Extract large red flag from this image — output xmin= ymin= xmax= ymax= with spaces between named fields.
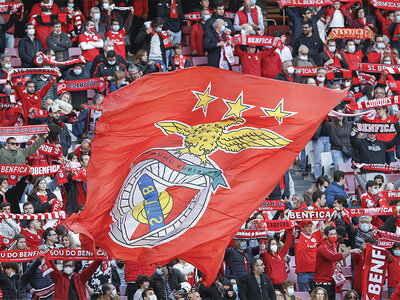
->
xmin=65 ymin=67 xmax=346 ymax=284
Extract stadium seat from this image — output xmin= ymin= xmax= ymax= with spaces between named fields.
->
xmin=68 ymin=47 xmax=82 ymax=58
xmin=321 ymin=152 xmax=334 ymax=178
xmin=182 ymin=46 xmax=192 ymax=56
xmin=192 ymin=56 xmax=208 ymax=66
xmin=294 ymin=292 xmax=310 ymax=300
xmin=14 ymin=37 xmax=21 ymax=47
xmin=120 ymin=297 xmax=128 ymax=300
xmin=4 ymin=48 xmax=18 ymax=57
xmin=119 ymin=285 xmax=127 ymax=295
xmin=11 ymin=57 xmax=21 ymax=67
xmin=335 ymin=292 xmax=344 ymax=300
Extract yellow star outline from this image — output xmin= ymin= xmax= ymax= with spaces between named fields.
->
xmin=191 ymin=83 xmax=219 ymax=116
xmin=260 ymin=98 xmax=297 ymax=125
xmin=222 ymin=91 xmax=255 ymax=119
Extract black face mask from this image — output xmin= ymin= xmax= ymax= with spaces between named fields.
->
xmin=116 ymin=262 xmax=124 ymax=268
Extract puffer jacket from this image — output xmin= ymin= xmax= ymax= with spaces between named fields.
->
xmin=0 ymin=259 xmax=41 ymax=300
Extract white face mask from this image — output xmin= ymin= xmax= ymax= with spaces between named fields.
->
xmin=112 ymin=25 xmax=119 ymax=31
xmin=328 ymin=46 xmax=336 ymax=53
xmin=102 ymin=3 xmax=109 ymax=10
xmin=64 ymin=267 xmax=73 ymax=275
xmin=287 ymin=287 xmax=295 ymax=296
xmin=241 ymin=29 xmax=247 ymax=35
xmin=203 ymin=14 xmax=211 ymax=21
xmin=8 ymin=271 xmax=15 ymax=277
xmin=317 ymin=76 xmax=325 ymax=82
xmin=270 ymin=244 xmax=278 ymax=253
xmin=4 ymin=63 xmax=11 ymax=69
xmin=344 ymin=81 xmax=351 ymax=87
xmin=377 ymin=42 xmax=385 ymax=49
xmin=359 ymin=223 xmax=370 ymax=232
xmin=384 ymin=61 xmax=392 ymax=64
xmin=371 ymin=188 xmax=379 ymax=195
xmin=286 ymin=66 xmax=294 ymax=75
xmin=93 ymin=13 xmax=101 ymax=21
xmin=299 ymin=55 xmax=308 ymax=60
xmin=251 ymin=0 xmax=257 ymax=5
xmin=348 ymin=45 xmax=356 ymax=53
xmin=73 ymin=69 xmax=82 ymax=75
xmin=27 ymin=29 xmax=35 ymax=36
xmin=110 ymin=290 xmax=117 ymax=298
xmin=149 ymin=295 xmax=157 ymax=300
xmin=67 ymin=3 xmax=74 ymax=9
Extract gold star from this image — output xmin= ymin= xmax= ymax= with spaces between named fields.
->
xmin=222 ymin=91 xmax=254 ymax=119
xmin=191 ymin=83 xmax=219 ymax=116
xmin=260 ymin=98 xmax=296 ymax=125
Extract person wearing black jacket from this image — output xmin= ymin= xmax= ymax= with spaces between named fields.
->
xmin=18 ymin=23 xmax=43 ymax=68
xmin=205 ymin=1 xmax=233 ymax=34
xmin=90 ymin=40 xmax=129 ymax=77
xmin=0 ymin=259 xmax=42 ymax=300
xmin=28 ymin=177 xmax=58 ymax=213
xmin=157 ymin=0 xmax=184 ymax=49
xmin=64 ymin=64 xmax=88 ymax=110
xmin=0 ymin=176 xmax=30 ymax=213
xmin=150 ymin=265 xmax=187 ymax=300
xmin=203 ymin=18 xmax=232 ymax=68
xmin=350 ymin=123 xmax=400 ymax=167
xmin=198 ymin=272 xmax=236 ymax=300
xmin=238 ymin=258 xmax=276 ymax=300
xmin=0 ymin=11 xmax=16 ymax=54
xmin=293 ymin=21 xmax=324 ymax=63
xmin=274 ymin=61 xmax=302 ymax=83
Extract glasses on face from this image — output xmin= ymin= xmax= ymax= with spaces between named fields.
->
xmin=7 ymin=142 xmax=17 ymax=146
xmin=348 ymin=295 xmax=357 ymax=299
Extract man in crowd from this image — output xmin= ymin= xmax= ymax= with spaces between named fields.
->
xmin=233 ymin=0 xmax=264 ymax=35
xmin=150 ymin=264 xmax=188 ymax=300
xmin=79 ymin=20 xmax=104 ymax=77
xmin=46 ymin=20 xmax=72 ymax=62
xmin=274 ymin=60 xmax=302 ymax=82
xmin=18 ymin=23 xmax=43 ymax=68
xmin=190 ymin=8 xmax=210 ymax=56
xmin=325 ymin=171 xmax=349 ymax=208
xmin=205 ymin=0 xmax=233 ymax=32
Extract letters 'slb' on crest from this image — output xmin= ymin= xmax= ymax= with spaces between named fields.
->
xmin=109 ymin=117 xmax=291 ymax=248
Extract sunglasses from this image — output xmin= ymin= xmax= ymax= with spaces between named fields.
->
xmin=7 ymin=142 xmax=18 ymax=146
xmin=348 ymin=296 xmax=357 ymax=299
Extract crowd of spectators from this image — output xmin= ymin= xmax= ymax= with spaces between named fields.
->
xmin=1 ymin=0 xmax=400 ymax=299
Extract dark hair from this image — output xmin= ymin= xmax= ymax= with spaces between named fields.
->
xmin=101 ymin=282 xmax=113 ymax=294
xmin=335 ymin=226 xmax=347 ymax=238
xmin=151 ymin=17 xmax=164 ymax=28
xmin=354 ymin=6 xmax=365 ymax=18
xmin=374 ymin=174 xmax=384 ymax=182
xmin=334 ymin=195 xmax=348 ymax=208
xmin=272 ymin=30 xmax=285 ymax=38
xmin=52 ymin=20 xmax=62 ymax=27
xmin=42 ymin=227 xmax=55 ymax=242
xmin=365 ymin=236 xmax=377 ymax=245
xmin=26 ymin=80 xmax=35 ymax=87
xmin=324 ymin=225 xmax=336 ymax=236
xmin=316 ymin=175 xmax=330 ymax=187
xmin=142 ymin=288 xmax=155 ymax=299
xmin=303 ymin=20 xmax=312 ymax=27
xmin=23 ymin=201 xmax=34 ymax=209
xmin=2 ymin=262 xmax=19 ymax=273
xmin=366 ymin=180 xmax=377 ymax=190
xmin=0 ymin=202 xmax=11 ymax=210
xmin=136 ymin=274 xmax=151 ymax=288
xmin=250 ymin=258 xmax=261 ymax=271
xmin=300 ymin=7 xmax=310 ymax=15
xmin=327 ymin=39 xmax=336 ymax=44
xmin=55 ymin=224 xmax=68 ymax=236
xmin=213 ymin=0 xmax=224 ymax=8
xmin=173 ymin=43 xmax=182 ymax=50
xmin=312 ymin=190 xmax=324 ymax=203
xmin=30 ymin=176 xmax=46 ymax=196
xmin=67 ymin=152 xmax=78 ymax=161
xmin=345 ymin=39 xmax=355 ymax=46
xmin=281 ymin=279 xmax=295 ymax=291
xmin=47 ymin=123 xmax=61 ymax=143
xmin=26 ymin=219 xmax=36 ymax=229
xmin=392 ymin=242 xmax=400 ymax=249
xmin=111 ymin=18 xmax=119 ymax=25
xmin=333 ymin=171 xmax=345 ymax=182
xmin=5 ymin=137 xmax=16 ymax=144
xmin=0 ymin=176 xmax=7 ymax=185
xmin=25 ymin=23 xmax=34 ymax=30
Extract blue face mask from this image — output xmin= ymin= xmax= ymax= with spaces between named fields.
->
xmin=4 ymin=89 xmax=11 ymax=95
xmin=156 ymin=268 xmax=164 ymax=275
xmin=239 ymin=241 xmax=247 ymax=249
xmin=155 ymin=27 xmax=162 ymax=32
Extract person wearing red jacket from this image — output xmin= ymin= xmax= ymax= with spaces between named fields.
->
xmin=13 ymin=77 xmax=57 ymax=122
xmin=323 ymin=0 xmax=356 ymax=29
xmin=338 ymin=39 xmax=369 ymax=70
xmin=49 ymin=259 xmax=102 ymax=300
xmin=313 ymin=226 xmax=361 ymax=300
xmin=190 ymin=9 xmax=210 ymax=56
xmin=351 ymin=7 xmax=377 ymax=33
xmin=20 ymin=220 xmax=43 ymax=250
xmin=367 ymin=34 xmax=396 ymax=64
xmin=261 ymin=50 xmax=283 ymax=79
xmin=262 ymin=228 xmax=293 ymax=289
xmin=375 ymin=9 xmax=394 ymax=38
xmin=235 ymin=43 xmax=278 ymax=77
xmin=294 ymin=221 xmax=323 ymax=292
xmin=388 ymin=242 xmax=400 ymax=297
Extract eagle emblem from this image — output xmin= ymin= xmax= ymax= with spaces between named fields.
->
xmin=156 ymin=117 xmax=291 ymax=165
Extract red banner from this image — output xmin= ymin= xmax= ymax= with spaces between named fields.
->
xmin=278 ymin=0 xmax=332 ymax=7
xmin=354 ymin=163 xmax=400 ymax=172
xmin=64 ymin=67 xmax=346 ymax=285
xmin=380 ymin=191 xmax=400 ymax=200
xmin=354 ymin=122 xmax=397 ymax=133
xmin=358 ymin=63 xmax=400 ymax=73
xmin=232 ymin=35 xmax=283 ymax=50
xmin=258 ymin=199 xmax=285 ymax=211
xmin=374 ymin=230 xmax=400 ymax=248
xmin=294 ymin=67 xmax=319 ymax=76
xmin=38 ymin=143 xmax=62 ymax=158
xmin=362 ymin=244 xmax=390 ymax=300
xmin=259 ymin=220 xmax=297 ymax=230
xmin=369 ymin=0 xmax=400 ymax=10
xmin=347 ymin=95 xmax=400 ymax=110
xmin=0 ymin=125 xmax=48 ymax=136
xmin=34 ymin=53 xmax=86 ymax=67
xmin=9 ymin=68 xmax=59 ymax=80
xmin=0 ymin=211 xmax=66 ymax=220
xmin=0 ymin=2 xmax=23 ymax=15
xmin=327 ymin=28 xmax=374 ymax=40
xmin=235 ymin=229 xmax=268 ymax=239
xmin=57 ymin=77 xmax=108 ymax=94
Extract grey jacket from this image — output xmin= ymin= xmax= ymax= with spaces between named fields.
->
xmin=46 ymin=32 xmax=72 ymax=61
xmin=0 ymin=136 xmax=46 ymax=165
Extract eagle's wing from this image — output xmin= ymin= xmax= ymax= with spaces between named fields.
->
xmin=217 ymin=128 xmax=291 ymax=152
xmin=156 ymin=121 xmax=190 ymax=135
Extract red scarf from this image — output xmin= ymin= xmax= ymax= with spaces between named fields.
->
xmin=151 ymin=27 xmax=172 ymax=48
xmin=326 ymin=28 xmax=374 ymax=40
xmin=169 ymin=0 xmax=178 ymax=19
xmin=173 ymin=55 xmax=186 ymax=69
xmin=258 ymin=199 xmax=285 ymax=211
xmin=357 ymin=17 xmax=367 ymax=27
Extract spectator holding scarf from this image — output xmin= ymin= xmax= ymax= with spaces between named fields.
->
xmin=28 ymin=176 xmax=58 ymax=213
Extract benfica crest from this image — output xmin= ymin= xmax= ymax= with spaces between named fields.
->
xmin=109 ymin=113 xmax=291 ymax=248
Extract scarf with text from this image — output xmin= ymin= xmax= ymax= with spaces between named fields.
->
xmin=374 ymin=230 xmax=400 ymax=248
xmin=34 ymin=53 xmax=86 ymax=67
xmin=0 ymin=125 xmax=47 ymax=136
xmin=38 ymin=143 xmax=62 ymax=158
xmin=57 ymin=77 xmax=108 ymax=94
xmin=362 ymin=244 xmax=390 ymax=300
xmin=353 ymin=122 xmax=397 ymax=133
xmin=0 ymin=211 xmax=66 ymax=220
xmin=259 ymin=199 xmax=285 ymax=211
xmin=169 ymin=0 xmax=178 ymax=18
xmin=0 ymin=2 xmax=24 ymax=16
xmin=354 ymin=163 xmax=400 ymax=172
xmin=294 ymin=67 xmax=319 ymax=76
xmin=232 ymin=34 xmax=283 ymax=50
xmin=369 ymin=0 xmax=400 ymax=10
xmin=278 ymin=0 xmax=332 ymax=7
xmin=31 ymin=284 xmax=55 ymax=300
xmin=0 ymin=95 xmax=22 ymax=114
xmin=185 ymin=12 xmax=202 ymax=21
xmin=28 ymin=108 xmax=49 ymax=119
xmin=30 ymin=13 xmax=68 ymax=26
xmin=326 ymin=28 xmax=374 ymax=40
xmin=0 ymin=236 xmax=15 ymax=249
xmin=173 ymin=55 xmax=186 ymax=69
xmin=358 ymin=63 xmax=400 ymax=73
xmin=9 ymin=68 xmax=59 ymax=80
xmin=224 ymin=12 xmax=235 ymax=20
xmin=347 ymin=95 xmax=400 ymax=110
xmin=287 ymin=206 xmax=397 ymax=221
xmin=380 ymin=191 xmax=400 ymax=200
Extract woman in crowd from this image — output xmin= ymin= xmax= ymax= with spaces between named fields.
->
xmin=343 ymin=290 xmax=359 ymax=300
xmin=9 ymin=234 xmax=29 ymax=273
xmin=281 ymin=280 xmax=301 ymax=300
xmin=134 ymin=49 xmax=156 ymax=75
xmin=110 ymin=70 xmax=128 ymax=93
xmin=310 ymin=287 xmax=328 ymax=300
xmin=28 ymin=177 xmax=58 ymax=213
